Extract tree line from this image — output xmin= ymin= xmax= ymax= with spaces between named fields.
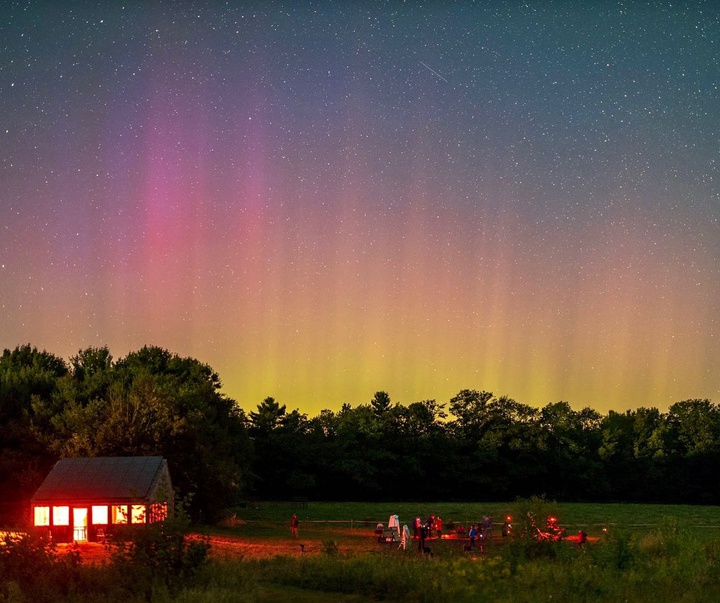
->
xmin=2 ymin=344 xmax=719 ymax=524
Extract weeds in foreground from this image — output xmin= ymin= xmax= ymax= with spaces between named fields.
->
xmin=0 ymin=533 xmax=84 ymax=602
xmin=0 ymin=512 xmax=209 ymax=603
xmin=5 ymin=528 xmax=720 ymax=603
xmin=7 ymin=497 xmax=720 ymax=602
xmin=196 ymin=535 xmax=720 ymax=603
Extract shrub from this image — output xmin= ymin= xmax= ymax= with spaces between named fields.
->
xmin=591 ymin=528 xmax=636 ymax=571
xmin=107 ymin=504 xmax=210 ymax=599
xmin=0 ymin=533 xmax=83 ymax=602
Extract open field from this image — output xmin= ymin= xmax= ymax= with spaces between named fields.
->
xmin=19 ymin=501 xmax=720 ymax=602
xmin=66 ymin=497 xmax=720 ymax=564
xmin=52 ymin=499 xmax=720 ymax=564
xmin=217 ymin=500 xmax=720 ymax=544
xmin=195 ymin=501 xmax=720 ymax=602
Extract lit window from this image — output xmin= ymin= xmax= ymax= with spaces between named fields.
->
xmin=34 ymin=506 xmax=50 ymax=526
xmin=53 ymin=506 xmax=70 ymax=526
xmin=92 ymin=506 xmax=109 ymax=525
xmin=149 ymin=503 xmax=167 ymax=523
xmin=111 ymin=505 xmax=128 ymax=524
xmin=131 ymin=505 xmax=146 ymax=524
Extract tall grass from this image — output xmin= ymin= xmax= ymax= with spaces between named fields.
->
xmin=6 ymin=501 xmax=720 ymax=601
xmin=184 ymin=529 xmax=720 ymax=603
xmin=200 ymin=498 xmax=720 ymax=602
xmin=5 ymin=532 xmax=720 ymax=602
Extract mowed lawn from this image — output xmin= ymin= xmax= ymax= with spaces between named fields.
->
xmin=226 ymin=500 xmax=720 ymax=543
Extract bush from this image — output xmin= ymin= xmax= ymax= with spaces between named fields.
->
xmin=591 ymin=528 xmax=636 ymax=570
xmin=0 ymin=533 xmax=83 ymax=602
xmin=108 ymin=517 xmax=210 ymax=598
xmin=500 ymin=496 xmax=564 ymax=572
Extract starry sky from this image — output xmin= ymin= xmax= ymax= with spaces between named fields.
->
xmin=2 ymin=1 xmax=718 ymax=416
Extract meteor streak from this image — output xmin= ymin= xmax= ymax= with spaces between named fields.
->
xmin=419 ymin=60 xmax=448 ymax=83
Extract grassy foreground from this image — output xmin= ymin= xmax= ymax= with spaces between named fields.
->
xmin=176 ymin=539 xmax=720 ymax=603
xmin=184 ymin=499 xmax=720 ymax=602
xmin=6 ymin=500 xmax=720 ymax=602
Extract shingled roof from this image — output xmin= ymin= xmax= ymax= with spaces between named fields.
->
xmin=32 ymin=456 xmax=169 ymax=504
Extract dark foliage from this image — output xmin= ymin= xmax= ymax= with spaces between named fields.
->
xmin=3 ymin=344 xmax=720 ymax=517
xmin=0 ymin=533 xmax=83 ymax=602
xmin=0 ymin=344 xmax=251 ymax=523
xmin=244 ymin=390 xmax=720 ymax=505
xmin=0 ymin=517 xmax=209 ymax=602
xmin=107 ymin=511 xmax=211 ymax=599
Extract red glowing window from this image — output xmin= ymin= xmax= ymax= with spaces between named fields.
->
xmin=149 ymin=503 xmax=168 ymax=523
xmin=34 ymin=506 xmax=50 ymax=526
xmin=131 ymin=505 xmax=146 ymax=524
xmin=111 ymin=505 xmax=128 ymax=524
xmin=92 ymin=505 xmax=109 ymax=525
xmin=53 ymin=506 xmax=70 ymax=526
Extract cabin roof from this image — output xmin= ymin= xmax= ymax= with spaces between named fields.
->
xmin=31 ymin=456 xmax=169 ymax=504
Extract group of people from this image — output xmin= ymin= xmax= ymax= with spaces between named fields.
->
xmin=466 ymin=515 xmax=495 ymax=549
xmin=292 ymin=510 xmax=580 ymax=552
xmin=412 ymin=515 xmax=443 ymax=552
xmin=288 ymin=511 xmax=589 ymax=556
xmin=411 ymin=513 xmax=506 ymax=553
xmin=413 ymin=515 xmax=443 ymax=539
xmin=407 ymin=513 xmax=511 ymax=553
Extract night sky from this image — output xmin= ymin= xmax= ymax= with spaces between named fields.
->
xmin=2 ymin=1 xmax=718 ymax=415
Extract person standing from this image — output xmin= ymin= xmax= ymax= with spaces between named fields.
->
xmin=578 ymin=528 xmax=588 ymax=547
xmin=468 ymin=524 xmax=477 ymax=549
xmin=435 ymin=516 xmax=443 ymax=539
xmin=481 ymin=516 xmax=493 ymax=544
xmin=418 ymin=523 xmax=427 ymax=552
xmin=425 ymin=515 xmax=435 ymax=539
xmin=290 ymin=513 xmax=299 ymax=538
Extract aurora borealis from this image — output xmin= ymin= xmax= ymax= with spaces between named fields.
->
xmin=2 ymin=2 xmax=718 ymax=415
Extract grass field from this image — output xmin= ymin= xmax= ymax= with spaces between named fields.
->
xmin=182 ymin=499 xmax=720 ymax=602
xmin=8 ymin=500 xmax=720 ymax=602
xmin=224 ymin=499 xmax=720 ymax=542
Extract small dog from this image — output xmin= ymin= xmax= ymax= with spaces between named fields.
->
xmin=423 ymin=546 xmax=433 ymax=557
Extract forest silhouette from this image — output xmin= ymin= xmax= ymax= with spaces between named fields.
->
xmin=2 ymin=344 xmax=718 ymax=525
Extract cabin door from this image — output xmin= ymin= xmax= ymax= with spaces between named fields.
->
xmin=73 ymin=508 xmax=88 ymax=541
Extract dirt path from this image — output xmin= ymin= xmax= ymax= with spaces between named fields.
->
xmin=58 ymin=529 xmax=383 ymax=565
xmin=60 ymin=530 xmax=597 ymax=565
xmin=206 ymin=528 xmax=388 ymax=560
